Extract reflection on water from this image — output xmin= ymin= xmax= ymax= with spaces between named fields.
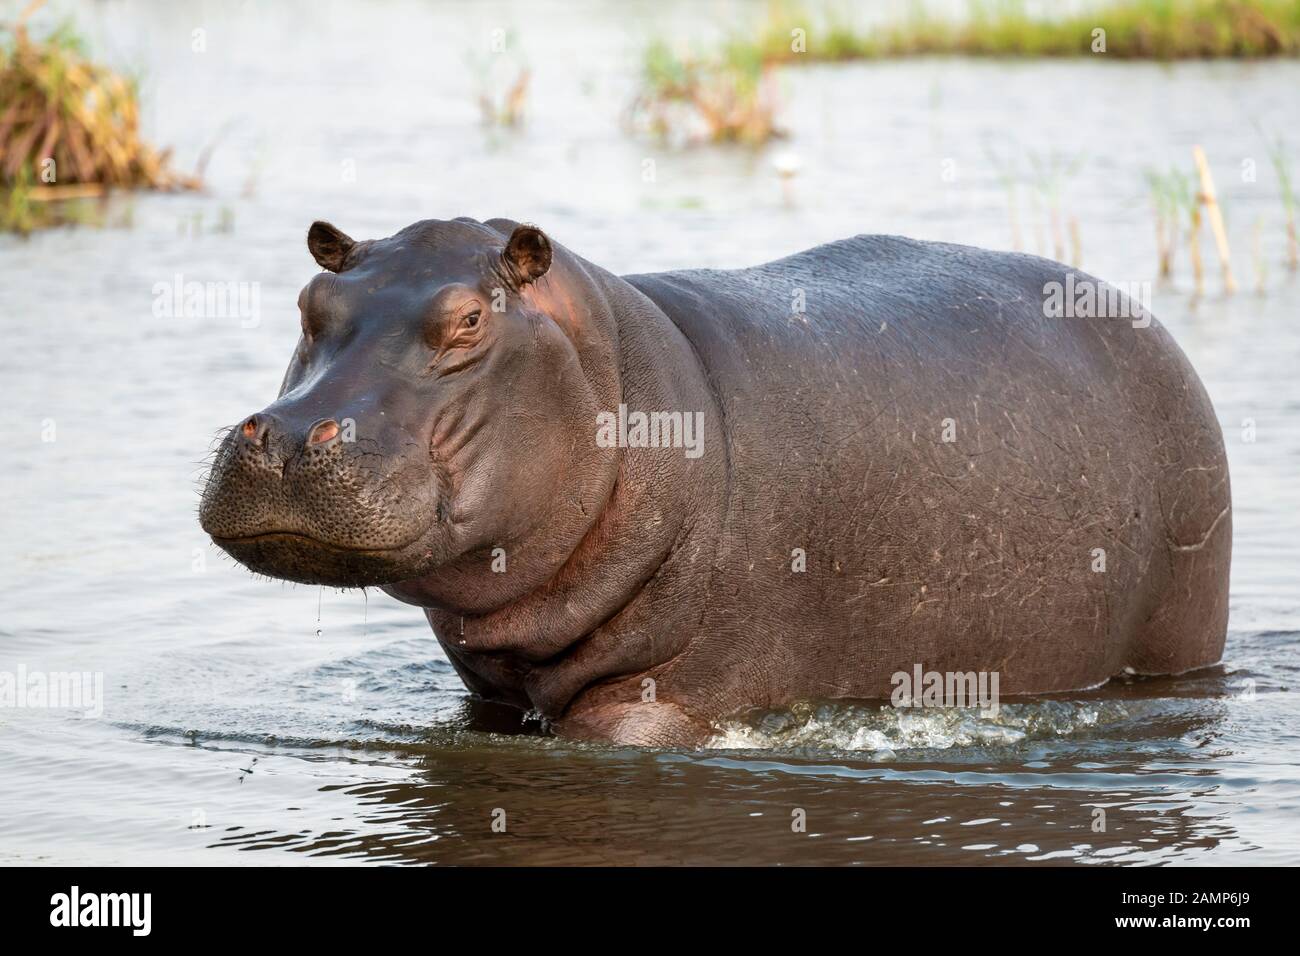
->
xmin=2 ymin=629 xmax=1293 ymax=865
xmin=195 ymin=671 xmax=1263 ymax=865
xmin=1 ymin=0 xmax=1299 ymax=865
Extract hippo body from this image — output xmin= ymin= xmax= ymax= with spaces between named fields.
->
xmin=201 ymin=220 xmax=1231 ymax=746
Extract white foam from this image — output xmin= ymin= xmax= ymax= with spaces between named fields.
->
xmin=706 ymin=699 xmax=1135 ymax=752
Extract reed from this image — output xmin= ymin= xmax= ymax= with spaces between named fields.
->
xmin=1148 ymin=165 xmax=1205 ymax=296
xmin=1192 ymin=145 xmax=1237 ymax=293
xmin=1261 ymin=133 xmax=1298 ymax=269
xmin=468 ymin=29 xmax=530 ymax=129
xmin=631 ymin=38 xmax=783 ymax=145
xmin=1027 ymin=149 xmax=1083 ymax=263
xmin=1145 ymin=166 xmax=1194 ymax=280
xmin=0 ymin=3 xmax=198 ymax=232
xmin=983 ymin=141 xmax=1024 ymax=251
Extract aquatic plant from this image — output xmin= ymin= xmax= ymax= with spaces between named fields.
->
xmin=1026 ymin=149 xmax=1083 ymax=264
xmin=1189 ymin=197 xmax=1205 ymax=296
xmin=631 ymin=37 xmax=783 ymax=146
xmin=0 ymin=3 xmax=198 ymax=233
xmin=1144 ymin=167 xmax=1183 ymax=279
xmin=747 ymin=0 xmax=1300 ymax=63
xmin=1145 ymin=164 xmax=1215 ymax=293
xmin=1147 ymin=151 xmax=1238 ymax=295
xmin=467 ymin=28 xmax=529 ymax=129
xmin=982 ymin=140 xmax=1024 ymax=251
xmin=1192 ymin=145 xmax=1237 ymax=293
xmin=1261 ymin=132 xmax=1298 ymax=269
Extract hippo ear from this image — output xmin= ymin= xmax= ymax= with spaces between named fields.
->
xmin=502 ymin=224 xmax=552 ymax=285
xmin=307 ymin=221 xmax=355 ymax=272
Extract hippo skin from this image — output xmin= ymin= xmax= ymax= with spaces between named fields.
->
xmin=200 ymin=218 xmax=1231 ymax=746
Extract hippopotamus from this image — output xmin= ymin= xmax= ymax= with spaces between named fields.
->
xmin=199 ymin=217 xmax=1231 ymax=746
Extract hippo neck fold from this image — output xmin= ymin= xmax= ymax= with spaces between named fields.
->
xmin=385 ymin=255 xmax=728 ymax=719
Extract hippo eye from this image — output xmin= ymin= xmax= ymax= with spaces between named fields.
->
xmin=428 ymin=299 xmax=487 ymax=363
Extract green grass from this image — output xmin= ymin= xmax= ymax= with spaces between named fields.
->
xmin=635 ymin=1 xmax=1300 ymax=144
xmin=747 ymin=0 xmax=1300 ymax=62
xmin=1260 ymin=132 xmax=1298 ymax=268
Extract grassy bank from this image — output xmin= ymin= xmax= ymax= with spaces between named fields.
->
xmin=749 ymin=0 xmax=1300 ymax=62
xmin=634 ymin=0 xmax=1299 ymax=145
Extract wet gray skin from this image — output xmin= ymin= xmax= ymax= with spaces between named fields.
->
xmin=201 ymin=217 xmax=1231 ymax=747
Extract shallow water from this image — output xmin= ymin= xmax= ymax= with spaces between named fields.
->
xmin=1 ymin=0 xmax=1298 ymax=865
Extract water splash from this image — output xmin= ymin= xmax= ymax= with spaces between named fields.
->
xmin=706 ymin=698 xmax=1133 ymax=752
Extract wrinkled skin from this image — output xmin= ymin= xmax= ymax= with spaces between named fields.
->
xmin=201 ymin=218 xmax=1231 ymax=747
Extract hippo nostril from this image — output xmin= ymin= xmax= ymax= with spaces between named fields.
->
xmin=307 ymin=419 xmax=340 ymax=446
xmin=241 ymin=415 xmax=267 ymax=447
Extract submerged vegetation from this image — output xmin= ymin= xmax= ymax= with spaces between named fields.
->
xmin=747 ymin=0 xmax=1300 ymax=63
xmin=1261 ymin=132 xmax=1298 ymax=269
xmin=0 ymin=7 xmax=197 ymax=233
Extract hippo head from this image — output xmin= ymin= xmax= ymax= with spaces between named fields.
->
xmin=200 ymin=217 xmax=618 ymax=598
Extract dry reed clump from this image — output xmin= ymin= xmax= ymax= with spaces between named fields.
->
xmin=1 ymin=4 xmax=198 ymax=232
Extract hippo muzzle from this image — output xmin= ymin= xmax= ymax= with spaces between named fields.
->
xmin=199 ymin=400 xmax=442 ymax=587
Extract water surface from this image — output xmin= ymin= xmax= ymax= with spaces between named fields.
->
xmin=1 ymin=0 xmax=1298 ymax=865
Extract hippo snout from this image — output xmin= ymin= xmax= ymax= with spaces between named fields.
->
xmin=199 ymin=405 xmax=442 ymax=587
xmin=237 ymin=411 xmax=343 ymax=464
